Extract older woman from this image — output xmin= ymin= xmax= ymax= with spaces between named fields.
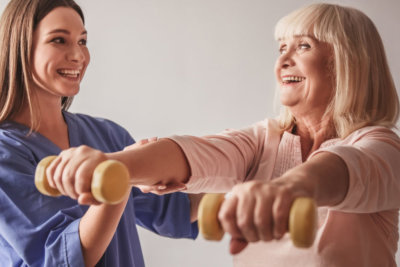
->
xmin=47 ymin=3 xmax=400 ymax=266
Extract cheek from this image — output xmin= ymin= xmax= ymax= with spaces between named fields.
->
xmin=85 ymin=48 xmax=91 ymax=64
xmin=31 ymin=56 xmax=47 ymax=82
xmin=80 ymin=50 xmax=90 ymax=78
xmin=83 ymin=49 xmax=91 ymax=69
xmin=32 ymin=48 xmax=55 ymax=75
xmin=306 ymin=59 xmax=330 ymax=85
xmin=274 ymin=60 xmax=281 ymax=81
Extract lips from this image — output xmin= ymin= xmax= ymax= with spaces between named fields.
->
xmin=57 ymin=69 xmax=81 ymax=79
xmin=281 ymin=76 xmax=306 ymax=84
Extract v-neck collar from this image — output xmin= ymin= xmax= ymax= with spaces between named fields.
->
xmin=1 ymin=111 xmax=79 ymax=153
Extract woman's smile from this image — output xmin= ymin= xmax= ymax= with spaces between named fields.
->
xmin=57 ymin=68 xmax=82 ymax=81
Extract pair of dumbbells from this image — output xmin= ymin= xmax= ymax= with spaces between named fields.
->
xmin=35 ymin=156 xmax=316 ymax=247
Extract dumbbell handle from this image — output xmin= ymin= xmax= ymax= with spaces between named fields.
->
xmin=197 ymin=193 xmax=317 ymax=248
xmin=34 ymin=156 xmax=130 ymax=204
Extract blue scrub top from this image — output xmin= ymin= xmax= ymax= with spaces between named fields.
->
xmin=0 ymin=111 xmax=197 ymax=267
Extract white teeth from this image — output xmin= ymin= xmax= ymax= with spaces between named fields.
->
xmin=58 ymin=69 xmax=80 ymax=77
xmin=282 ymin=76 xmax=305 ymax=83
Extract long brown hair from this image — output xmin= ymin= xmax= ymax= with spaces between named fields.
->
xmin=0 ymin=0 xmax=84 ymax=131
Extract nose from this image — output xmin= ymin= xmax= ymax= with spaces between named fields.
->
xmin=277 ymin=51 xmax=295 ymax=69
xmin=67 ymin=44 xmax=86 ymax=63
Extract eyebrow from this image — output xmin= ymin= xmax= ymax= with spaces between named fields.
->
xmin=47 ymin=29 xmax=87 ymax=35
xmin=294 ymin=34 xmax=313 ymax=38
xmin=278 ymin=34 xmax=316 ymax=42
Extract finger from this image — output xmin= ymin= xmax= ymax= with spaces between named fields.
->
xmin=236 ymin=193 xmax=258 ymax=242
xmin=52 ymin=157 xmax=70 ymax=195
xmin=78 ymin=192 xmax=100 ymax=205
xmin=136 ymin=185 xmax=156 ymax=194
xmin=254 ymin=194 xmax=274 ymax=241
xmin=61 ymin=157 xmax=85 ymax=199
xmin=136 ymin=182 xmax=186 ymax=195
xmin=148 ymin=136 xmax=158 ymax=142
xmin=75 ymin=160 xmax=96 ymax=195
xmin=272 ymin=194 xmax=292 ymax=239
xmin=46 ymin=156 xmax=62 ymax=188
xmin=139 ymin=137 xmax=158 ymax=145
xmin=229 ymin=237 xmax=248 ymax=255
xmin=153 ymin=182 xmax=186 ymax=195
xmin=137 ymin=139 xmax=148 ymax=145
xmin=218 ymin=195 xmax=243 ymax=240
xmin=135 ymin=184 xmax=166 ymax=194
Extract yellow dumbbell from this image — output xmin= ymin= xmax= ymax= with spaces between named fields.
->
xmin=35 ymin=156 xmax=130 ymax=204
xmin=197 ymin=193 xmax=317 ymax=248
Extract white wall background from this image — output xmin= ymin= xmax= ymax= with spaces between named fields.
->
xmin=1 ymin=0 xmax=399 ymax=266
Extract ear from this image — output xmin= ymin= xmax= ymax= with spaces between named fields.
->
xmin=136 ymin=182 xmax=187 ymax=195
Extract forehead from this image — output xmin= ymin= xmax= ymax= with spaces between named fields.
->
xmin=35 ymin=7 xmax=85 ymax=33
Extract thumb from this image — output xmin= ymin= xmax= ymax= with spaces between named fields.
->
xmin=229 ymin=237 xmax=248 ymax=255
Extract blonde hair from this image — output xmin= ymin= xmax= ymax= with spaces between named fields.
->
xmin=274 ymin=3 xmax=399 ymax=138
xmin=0 ymin=0 xmax=84 ymax=131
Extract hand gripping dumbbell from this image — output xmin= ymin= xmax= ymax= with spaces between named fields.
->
xmin=197 ymin=193 xmax=317 ymax=248
xmin=35 ymin=156 xmax=130 ymax=204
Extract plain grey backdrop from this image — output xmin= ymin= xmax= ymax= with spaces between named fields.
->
xmin=1 ymin=0 xmax=399 ymax=266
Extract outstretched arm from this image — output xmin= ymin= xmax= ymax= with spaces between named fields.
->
xmin=219 ymin=151 xmax=349 ymax=254
xmin=110 ymin=138 xmax=191 ymax=187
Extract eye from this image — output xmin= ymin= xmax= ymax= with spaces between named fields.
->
xmin=279 ymin=45 xmax=287 ymax=55
xmin=298 ymin=43 xmax=311 ymax=50
xmin=79 ymin=39 xmax=87 ymax=46
xmin=51 ymin=37 xmax=65 ymax=44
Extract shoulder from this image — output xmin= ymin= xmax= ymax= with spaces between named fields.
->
xmin=65 ymin=112 xmax=125 ymax=132
xmin=0 ymin=122 xmax=32 ymax=153
xmin=341 ymin=125 xmax=400 ymax=145
xmin=0 ymin=122 xmax=36 ymax=162
xmin=64 ymin=111 xmax=134 ymax=146
xmin=64 ymin=112 xmax=133 ymax=139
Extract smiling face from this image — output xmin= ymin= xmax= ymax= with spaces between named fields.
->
xmin=31 ymin=6 xmax=90 ymax=102
xmin=275 ymin=35 xmax=334 ymax=118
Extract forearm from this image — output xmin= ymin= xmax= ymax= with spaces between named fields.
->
xmin=109 ymin=138 xmax=190 ymax=186
xmin=79 ymin=197 xmax=128 ymax=266
xmin=278 ymin=152 xmax=349 ymax=207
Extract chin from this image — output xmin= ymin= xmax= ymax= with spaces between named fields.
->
xmin=280 ymin=97 xmax=299 ymax=107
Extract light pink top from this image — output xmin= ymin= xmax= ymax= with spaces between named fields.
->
xmin=170 ymin=119 xmax=400 ymax=267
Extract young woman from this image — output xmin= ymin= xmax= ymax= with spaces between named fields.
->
xmin=0 ymin=0 xmax=198 ymax=266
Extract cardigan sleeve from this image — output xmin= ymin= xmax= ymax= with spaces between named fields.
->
xmin=310 ymin=126 xmax=400 ymax=213
xmin=168 ymin=119 xmax=272 ymax=193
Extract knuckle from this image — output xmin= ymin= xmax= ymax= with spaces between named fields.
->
xmin=253 ymin=216 xmax=265 ymax=229
xmin=62 ymin=173 xmax=74 ymax=186
xmin=237 ymin=216 xmax=251 ymax=230
xmin=76 ymin=145 xmax=89 ymax=154
xmin=53 ymin=173 xmax=62 ymax=184
xmin=91 ymin=150 xmax=105 ymax=161
xmin=218 ymin=209 xmax=232 ymax=223
xmin=278 ymin=186 xmax=292 ymax=199
xmin=45 ymin=168 xmax=53 ymax=180
xmin=261 ymin=230 xmax=273 ymax=241
xmin=75 ymin=178 xmax=86 ymax=193
xmin=245 ymin=181 xmax=260 ymax=192
xmin=274 ymin=210 xmax=286 ymax=225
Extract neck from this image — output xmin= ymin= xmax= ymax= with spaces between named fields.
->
xmin=11 ymin=98 xmax=70 ymax=150
xmin=293 ymin=115 xmax=335 ymax=160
